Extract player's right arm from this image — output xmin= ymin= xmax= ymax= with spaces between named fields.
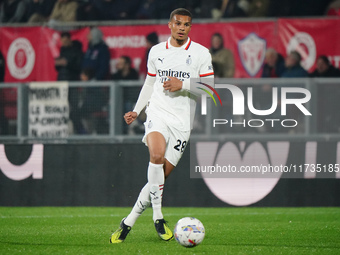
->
xmin=124 ymin=74 xmax=156 ymax=125
xmin=124 ymin=46 xmax=157 ymax=125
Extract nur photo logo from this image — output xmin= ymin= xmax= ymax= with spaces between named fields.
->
xmin=192 ymin=79 xmax=312 ymax=129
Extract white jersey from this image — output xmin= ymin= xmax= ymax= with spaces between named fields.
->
xmin=146 ymin=37 xmax=214 ymax=131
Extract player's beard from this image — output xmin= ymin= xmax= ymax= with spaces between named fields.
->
xmin=173 ymin=35 xmax=187 ymax=46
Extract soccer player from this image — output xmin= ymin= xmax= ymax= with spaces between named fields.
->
xmin=110 ymin=8 xmax=214 ymax=243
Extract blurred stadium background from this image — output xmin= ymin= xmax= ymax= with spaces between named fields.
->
xmin=0 ymin=1 xmax=340 ymax=207
xmin=0 ymin=1 xmax=339 ymax=253
xmin=0 ymin=0 xmax=340 ymax=254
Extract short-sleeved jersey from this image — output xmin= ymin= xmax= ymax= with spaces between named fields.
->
xmin=147 ymin=37 xmax=214 ymax=131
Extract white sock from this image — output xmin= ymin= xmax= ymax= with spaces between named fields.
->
xmin=124 ymin=183 xmax=150 ymax=227
xmin=147 ymin=162 xmax=164 ymax=222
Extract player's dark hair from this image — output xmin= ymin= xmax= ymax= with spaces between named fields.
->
xmin=169 ymin=8 xmax=192 ymax=22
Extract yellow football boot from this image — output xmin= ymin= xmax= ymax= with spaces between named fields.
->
xmin=154 ymin=219 xmax=174 ymax=241
xmin=110 ymin=218 xmax=131 ymax=243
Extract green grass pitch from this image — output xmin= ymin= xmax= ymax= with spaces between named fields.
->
xmin=0 ymin=207 xmax=339 ymax=255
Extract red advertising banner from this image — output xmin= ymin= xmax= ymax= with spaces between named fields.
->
xmin=224 ymin=21 xmax=276 ymax=78
xmin=0 ymin=17 xmax=339 ymax=82
xmin=277 ymin=18 xmax=340 ymax=72
xmin=1 ymin=27 xmax=40 ymax=82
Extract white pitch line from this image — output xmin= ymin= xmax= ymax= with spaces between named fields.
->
xmin=0 ymin=210 xmax=338 ymax=219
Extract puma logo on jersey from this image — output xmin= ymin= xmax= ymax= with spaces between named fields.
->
xmin=158 ymin=58 xmax=164 ymax=63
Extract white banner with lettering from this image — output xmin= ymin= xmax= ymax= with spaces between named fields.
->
xmin=29 ymin=82 xmax=69 ymax=137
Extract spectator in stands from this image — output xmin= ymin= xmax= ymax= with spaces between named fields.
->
xmin=145 ymin=31 xmax=159 ymax=52
xmin=220 ymin=0 xmax=249 ymax=18
xmin=309 ymin=55 xmax=340 ymax=77
xmin=261 ymin=48 xmax=285 ymax=78
xmin=139 ymin=32 xmax=158 ymax=78
xmin=0 ymin=0 xmax=29 ymax=23
xmin=293 ymin=0 xmax=332 ymax=17
xmin=76 ymin=0 xmax=98 ymax=21
xmin=136 ymin=1 xmax=177 ymax=19
xmin=267 ymin=0 xmax=294 ymax=17
xmin=210 ymin=33 xmax=234 ymax=78
xmin=49 ymin=0 xmax=77 ymax=23
xmin=311 ymin=56 xmax=340 ymax=133
xmin=82 ymin=27 xmax=110 ymax=80
xmin=55 ymin=32 xmax=83 ymax=81
xmin=196 ymin=0 xmax=220 ymax=18
xmin=280 ymin=51 xmax=308 ymax=133
xmin=256 ymin=48 xmax=285 ymax=133
xmin=281 ymin=51 xmax=308 ymax=78
xmin=55 ymin=32 xmax=83 ymax=136
xmin=135 ymin=0 xmax=157 ymax=19
xmin=26 ymin=0 xmax=57 ymax=23
xmin=71 ymin=68 xmax=107 ymax=134
xmin=248 ymin=0 xmax=269 ymax=17
xmin=326 ymin=0 xmax=340 ymax=16
xmin=268 ymin=0 xmax=332 ymax=17
xmin=92 ymin=0 xmax=139 ymax=20
xmin=112 ymin=56 xmax=141 ymax=134
xmin=112 ymin=56 xmax=139 ymax=81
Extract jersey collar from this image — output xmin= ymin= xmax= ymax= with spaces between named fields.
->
xmin=166 ymin=37 xmax=191 ymax=50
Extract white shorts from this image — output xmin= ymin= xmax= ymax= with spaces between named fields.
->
xmin=142 ymin=112 xmax=190 ymax=167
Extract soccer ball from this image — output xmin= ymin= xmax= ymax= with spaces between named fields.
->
xmin=174 ymin=217 xmax=205 ymax=247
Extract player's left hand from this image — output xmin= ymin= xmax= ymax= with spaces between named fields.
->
xmin=163 ymin=76 xmax=183 ymax=92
